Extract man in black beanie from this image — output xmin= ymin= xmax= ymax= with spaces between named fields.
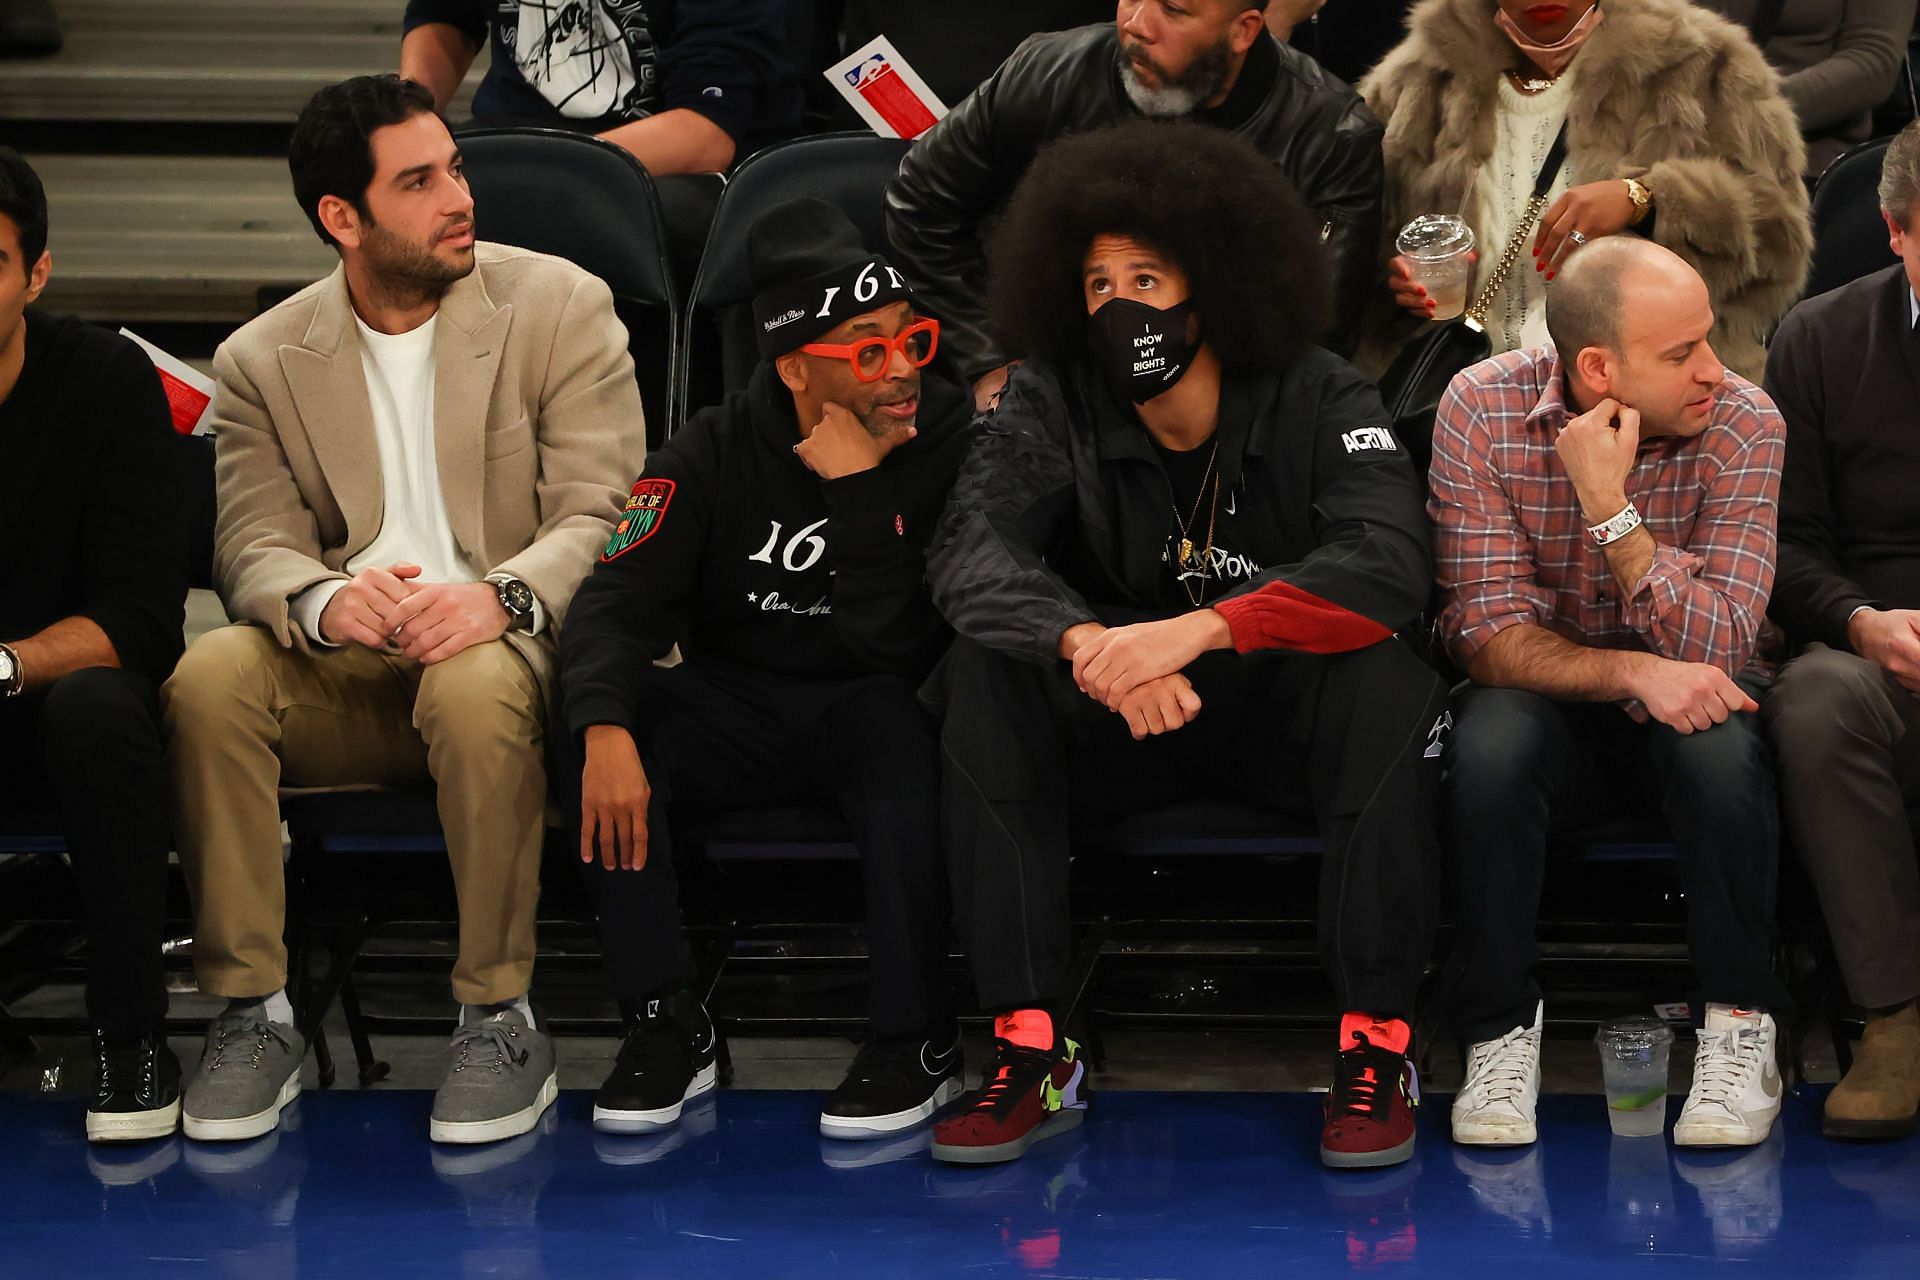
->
xmin=557 ymin=198 xmax=975 ymax=1141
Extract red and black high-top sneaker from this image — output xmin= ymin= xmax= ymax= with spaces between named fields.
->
xmin=931 ymin=1010 xmax=1088 ymax=1165
xmin=1321 ymin=1013 xmax=1419 ymax=1169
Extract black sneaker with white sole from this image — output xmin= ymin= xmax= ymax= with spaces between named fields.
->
xmin=87 ymin=1029 xmax=182 ymax=1143
xmin=592 ymin=993 xmax=730 ymax=1134
xmin=820 ymin=1027 xmax=965 ymax=1140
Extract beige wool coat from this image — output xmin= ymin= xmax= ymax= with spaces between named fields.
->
xmin=208 ymin=242 xmax=646 ymax=695
xmin=1359 ymin=0 xmax=1813 ymax=381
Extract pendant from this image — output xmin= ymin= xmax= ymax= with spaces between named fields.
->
xmin=1178 ymin=538 xmax=1194 ymax=568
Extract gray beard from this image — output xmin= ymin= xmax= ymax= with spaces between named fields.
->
xmin=1118 ymin=40 xmax=1233 ymax=119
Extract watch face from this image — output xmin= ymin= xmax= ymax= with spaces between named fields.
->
xmin=502 ymin=580 xmax=535 ymax=615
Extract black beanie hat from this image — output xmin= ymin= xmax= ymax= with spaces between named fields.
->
xmin=749 ymin=197 xmax=912 ymax=360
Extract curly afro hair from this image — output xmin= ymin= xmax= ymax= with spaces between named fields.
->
xmin=986 ymin=119 xmax=1331 ymax=375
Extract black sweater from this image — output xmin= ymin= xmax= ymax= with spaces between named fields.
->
xmin=1766 ymin=265 xmax=1920 ymax=651
xmin=0 ymin=311 xmax=187 ymax=684
xmin=561 ymin=362 xmax=974 ymax=736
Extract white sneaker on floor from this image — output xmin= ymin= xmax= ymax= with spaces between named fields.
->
xmin=1674 ymin=1005 xmax=1781 ymax=1148
xmin=1452 ymin=1002 xmax=1543 ymax=1146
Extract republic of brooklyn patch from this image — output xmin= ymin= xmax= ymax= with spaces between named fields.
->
xmin=602 ymin=477 xmax=675 ymax=562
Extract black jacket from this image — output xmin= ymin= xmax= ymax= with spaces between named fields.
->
xmin=927 ymin=352 xmax=1431 ymax=664
xmin=1766 ymin=265 xmax=1920 ymax=651
xmin=562 ymin=362 xmax=975 ymax=737
xmin=0 ymin=311 xmax=187 ymax=685
xmin=884 ymin=24 xmax=1383 ymax=378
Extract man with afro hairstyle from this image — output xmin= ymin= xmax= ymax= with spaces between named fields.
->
xmin=924 ymin=120 xmax=1447 ymax=1170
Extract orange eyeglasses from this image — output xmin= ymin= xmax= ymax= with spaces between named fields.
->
xmin=800 ymin=318 xmax=940 ymax=383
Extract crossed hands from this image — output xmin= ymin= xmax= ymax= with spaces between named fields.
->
xmin=317 ymin=563 xmax=509 ymax=664
xmin=1062 ymin=612 xmax=1233 ymax=740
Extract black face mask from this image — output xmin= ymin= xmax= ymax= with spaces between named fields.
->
xmin=1087 ymin=297 xmax=1200 ymax=405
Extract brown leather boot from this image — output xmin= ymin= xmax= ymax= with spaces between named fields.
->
xmin=1825 ymin=1003 xmax=1920 ymax=1141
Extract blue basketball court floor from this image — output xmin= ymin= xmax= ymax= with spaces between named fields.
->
xmin=5 ymin=1086 xmax=1915 ymax=1278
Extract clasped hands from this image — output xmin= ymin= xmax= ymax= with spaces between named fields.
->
xmin=317 ymin=562 xmax=509 ymax=664
xmin=1062 ymin=610 xmax=1233 ymax=741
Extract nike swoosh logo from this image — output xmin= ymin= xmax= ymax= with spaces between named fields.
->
xmin=1761 ymin=1065 xmax=1781 ymax=1099
xmin=920 ymin=1037 xmax=960 ymax=1075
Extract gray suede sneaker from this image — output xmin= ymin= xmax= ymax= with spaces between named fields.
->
xmin=181 ymin=1008 xmax=305 ymax=1142
xmin=430 ymin=1009 xmax=558 ymax=1145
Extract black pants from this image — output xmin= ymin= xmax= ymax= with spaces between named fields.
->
xmin=1442 ymin=683 xmax=1792 ymax=1045
xmin=0 ymin=667 xmax=171 ymax=1037
xmin=555 ymin=660 xmax=950 ymax=1037
xmin=934 ymin=635 xmax=1449 ymax=1018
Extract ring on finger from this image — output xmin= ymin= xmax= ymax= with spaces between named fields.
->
xmin=1567 ymin=229 xmax=1589 ymax=247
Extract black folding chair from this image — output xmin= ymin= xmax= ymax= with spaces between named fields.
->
xmin=456 ymin=126 xmax=680 ymax=448
xmin=673 ymin=131 xmax=912 ymax=430
xmin=1806 ymin=136 xmax=1898 ymax=301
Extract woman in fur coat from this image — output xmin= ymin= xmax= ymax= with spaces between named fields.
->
xmin=1360 ymin=0 xmax=1812 ymax=381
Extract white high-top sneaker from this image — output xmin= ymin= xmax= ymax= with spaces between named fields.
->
xmin=1452 ymin=1002 xmax=1543 ymax=1146
xmin=1674 ymin=1005 xmax=1782 ymax=1148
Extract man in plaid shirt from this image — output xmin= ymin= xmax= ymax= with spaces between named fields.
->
xmin=1429 ymin=238 xmax=1791 ymax=1152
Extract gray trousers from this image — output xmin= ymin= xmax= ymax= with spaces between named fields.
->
xmin=1764 ymin=643 xmax=1920 ymax=1008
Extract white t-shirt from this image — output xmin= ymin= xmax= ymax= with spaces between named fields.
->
xmin=291 ymin=313 xmax=540 ymax=644
xmin=1470 ymin=74 xmax=1577 ymax=355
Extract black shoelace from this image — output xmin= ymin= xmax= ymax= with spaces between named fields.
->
xmin=1330 ymin=1037 xmax=1403 ymax=1120
xmin=967 ymin=1042 xmax=1057 ymax=1117
xmin=93 ymin=1035 xmax=158 ymax=1105
xmin=615 ymin=1016 xmax=695 ymax=1080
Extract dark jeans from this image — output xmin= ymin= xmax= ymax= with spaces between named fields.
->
xmin=934 ymin=635 xmax=1449 ymax=1018
xmin=0 ymin=667 xmax=172 ymax=1037
xmin=554 ymin=659 xmax=950 ymax=1037
xmin=1441 ymin=683 xmax=1791 ymax=1045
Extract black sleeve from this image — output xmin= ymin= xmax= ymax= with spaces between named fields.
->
xmin=1299 ymin=96 xmax=1385 ymax=359
xmin=926 ymin=365 xmax=1095 ymax=661
xmin=658 ymin=0 xmax=791 ymax=144
xmin=79 ymin=344 xmax=189 ymax=683
xmin=1210 ymin=362 xmax=1431 ymax=652
xmin=821 ymin=421 xmax=973 ymax=678
xmin=1765 ymin=307 xmax=1874 ymax=651
xmin=558 ymin=439 xmax=714 ymax=739
xmin=885 ymin=40 xmax=1038 ymax=383
xmin=402 ymin=0 xmax=490 ymax=45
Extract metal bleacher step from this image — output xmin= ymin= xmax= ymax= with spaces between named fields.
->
xmin=34 ymin=153 xmax=335 ymax=325
xmin=0 ymin=0 xmax=480 ymax=124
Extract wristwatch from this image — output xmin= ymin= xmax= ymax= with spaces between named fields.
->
xmin=1587 ymin=502 xmax=1645 ymax=547
xmin=492 ymin=576 xmax=537 ymax=632
xmin=1623 ymin=177 xmax=1653 ymax=227
xmin=0 ymin=642 xmax=22 ymax=698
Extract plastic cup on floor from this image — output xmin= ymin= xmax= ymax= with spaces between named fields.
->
xmin=1595 ymin=1015 xmax=1675 ymax=1138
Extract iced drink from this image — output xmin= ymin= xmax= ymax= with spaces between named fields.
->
xmin=1397 ymin=214 xmax=1477 ymax=321
xmin=1596 ymin=1015 xmax=1675 ymax=1138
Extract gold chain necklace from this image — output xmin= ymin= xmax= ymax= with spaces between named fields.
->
xmin=1506 ymin=67 xmax=1557 ymax=94
xmin=1167 ymin=439 xmax=1223 ymax=607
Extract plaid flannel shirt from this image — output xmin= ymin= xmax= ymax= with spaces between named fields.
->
xmin=1429 ymin=347 xmax=1784 ymax=682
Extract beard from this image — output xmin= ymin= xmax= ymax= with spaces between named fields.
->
xmin=1118 ymin=36 xmax=1234 ymax=118
xmin=359 ymin=215 xmax=474 ymax=305
xmin=853 ymin=377 xmax=920 ymax=436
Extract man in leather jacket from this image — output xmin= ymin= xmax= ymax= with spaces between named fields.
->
xmin=886 ymin=0 xmax=1383 ymax=410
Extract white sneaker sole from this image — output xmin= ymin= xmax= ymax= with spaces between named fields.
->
xmin=87 ymin=1098 xmax=181 ymax=1144
xmin=183 ymin=1073 xmax=300 ymax=1143
xmin=820 ymin=1076 xmax=965 ymax=1140
xmin=430 ymin=1072 xmax=560 ymax=1145
xmin=593 ymin=1062 xmax=717 ymax=1134
xmin=1673 ymin=1108 xmax=1779 ymax=1148
xmin=1451 ymin=1113 xmax=1538 ymax=1147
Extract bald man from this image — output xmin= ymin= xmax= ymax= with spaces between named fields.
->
xmin=1428 ymin=238 xmax=1790 ymax=1150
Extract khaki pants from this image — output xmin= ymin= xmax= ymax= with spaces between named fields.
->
xmin=162 ymin=625 xmax=547 ymax=1005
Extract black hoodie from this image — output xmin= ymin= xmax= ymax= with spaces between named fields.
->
xmin=561 ymin=362 xmax=974 ymax=737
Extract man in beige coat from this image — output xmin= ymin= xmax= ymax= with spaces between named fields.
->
xmin=162 ymin=75 xmax=643 ymax=1146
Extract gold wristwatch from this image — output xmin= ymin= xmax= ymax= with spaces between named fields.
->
xmin=1623 ymin=177 xmax=1653 ymax=227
